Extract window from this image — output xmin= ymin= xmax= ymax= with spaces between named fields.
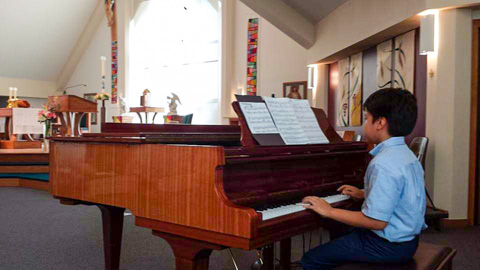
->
xmin=130 ymin=0 xmax=220 ymax=124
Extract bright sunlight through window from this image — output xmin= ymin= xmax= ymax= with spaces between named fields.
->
xmin=130 ymin=0 xmax=221 ymax=124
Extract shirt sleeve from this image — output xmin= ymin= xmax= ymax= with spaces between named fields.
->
xmin=361 ymin=164 xmax=402 ymax=222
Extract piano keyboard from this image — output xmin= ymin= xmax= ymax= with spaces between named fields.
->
xmin=257 ymin=194 xmax=351 ymax=221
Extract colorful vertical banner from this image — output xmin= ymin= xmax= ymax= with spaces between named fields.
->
xmin=247 ymin=18 xmax=258 ymax=96
xmin=111 ymin=40 xmax=118 ymax=104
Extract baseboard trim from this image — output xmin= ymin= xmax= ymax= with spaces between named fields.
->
xmin=0 ymin=178 xmax=49 ymax=191
xmin=441 ymin=219 xmax=470 ymax=228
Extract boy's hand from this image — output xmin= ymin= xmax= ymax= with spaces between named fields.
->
xmin=302 ymin=196 xmax=333 ymax=217
xmin=338 ymin=185 xmax=364 ymax=199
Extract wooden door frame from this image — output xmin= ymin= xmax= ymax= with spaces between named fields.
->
xmin=468 ymin=19 xmax=480 ymax=226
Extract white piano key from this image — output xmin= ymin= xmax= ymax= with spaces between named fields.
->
xmin=258 ymin=194 xmax=351 ymax=221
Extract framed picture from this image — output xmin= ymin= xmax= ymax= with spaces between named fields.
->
xmin=283 ymin=81 xmax=307 ymax=100
xmin=83 ymin=93 xmax=98 ymax=125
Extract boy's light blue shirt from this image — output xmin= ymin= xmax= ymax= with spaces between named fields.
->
xmin=361 ymin=136 xmax=427 ymax=242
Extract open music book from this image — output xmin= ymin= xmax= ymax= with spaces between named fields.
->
xmin=239 ymin=98 xmax=329 ymax=145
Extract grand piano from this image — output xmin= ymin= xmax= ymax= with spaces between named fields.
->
xmin=49 ymin=103 xmax=369 ymax=270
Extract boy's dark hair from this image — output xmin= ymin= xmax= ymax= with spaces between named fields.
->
xmin=364 ymin=88 xmax=418 ymax=136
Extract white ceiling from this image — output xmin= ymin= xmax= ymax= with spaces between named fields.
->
xmin=0 ymin=0 xmax=98 ymax=81
xmin=280 ymin=0 xmax=349 ymax=24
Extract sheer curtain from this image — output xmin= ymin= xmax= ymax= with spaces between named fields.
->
xmin=130 ymin=0 xmax=220 ymax=124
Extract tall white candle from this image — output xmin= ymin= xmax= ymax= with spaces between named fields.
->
xmin=13 ymin=87 xmax=17 ymax=99
xmin=101 ymin=56 xmax=106 ymax=77
xmin=8 ymin=87 xmax=12 ymax=100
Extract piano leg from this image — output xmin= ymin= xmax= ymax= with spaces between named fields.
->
xmin=280 ymin=238 xmax=291 ymax=270
xmin=153 ymin=230 xmax=224 ymax=270
xmin=97 ymin=205 xmax=126 ymax=270
xmin=263 ymin=245 xmax=274 ymax=270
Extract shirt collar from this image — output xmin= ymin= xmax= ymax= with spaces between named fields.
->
xmin=369 ymin=136 xmax=405 ymax=157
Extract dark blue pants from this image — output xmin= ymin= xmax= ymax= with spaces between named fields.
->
xmin=301 ymin=228 xmax=419 ymax=270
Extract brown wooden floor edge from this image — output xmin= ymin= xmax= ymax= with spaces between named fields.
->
xmin=0 ymin=178 xmax=49 ymax=191
xmin=441 ymin=219 xmax=470 ymax=228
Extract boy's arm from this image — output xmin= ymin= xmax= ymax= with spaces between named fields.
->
xmin=302 ymin=196 xmax=387 ymax=230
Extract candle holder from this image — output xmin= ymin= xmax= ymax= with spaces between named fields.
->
xmin=6 ymin=98 xmax=18 ymax=108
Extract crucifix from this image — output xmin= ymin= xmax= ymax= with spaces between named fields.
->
xmin=104 ymin=0 xmax=118 ymax=104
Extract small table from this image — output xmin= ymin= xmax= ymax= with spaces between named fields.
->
xmin=130 ymin=107 xmax=165 ymax=124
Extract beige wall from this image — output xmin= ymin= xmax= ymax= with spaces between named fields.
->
xmin=312 ymin=64 xmax=328 ymax=110
xmin=65 ymin=1 xmax=132 ymax=132
xmin=425 ymin=8 xmax=472 ymax=219
xmin=307 ymin=0 xmax=426 ymax=64
xmin=66 ymin=18 xmax=111 ymax=133
xmin=308 ymin=0 xmax=480 ymax=64
xmin=0 ymin=77 xmax=55 ymax=98
xmin=223 ymin=0 xmax=309 ymax=119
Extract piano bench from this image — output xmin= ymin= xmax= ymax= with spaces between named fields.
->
xmin=335 ymin=242 xmax=456 ymax=270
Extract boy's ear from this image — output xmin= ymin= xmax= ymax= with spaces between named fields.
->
xmin=376 ymin=117 xmax=388 ymax=130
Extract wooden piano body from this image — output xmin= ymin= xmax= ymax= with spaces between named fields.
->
xmin=49 ymin=106 xmax=369 ymax=270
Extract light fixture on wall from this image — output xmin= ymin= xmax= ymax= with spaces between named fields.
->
xmin=307 ymin=66 xmax=314 ymax=89
xmin=420 ymin=13 xmax=435 ymax=55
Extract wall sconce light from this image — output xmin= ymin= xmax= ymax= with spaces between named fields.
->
xmin=420 ymin=14 xmax=435 ymax=55
xmin=307 ymin=67 xmax=314 ymax=89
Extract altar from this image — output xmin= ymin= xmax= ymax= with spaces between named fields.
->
xmin=0 ymin=108 xmax=43 ymax=149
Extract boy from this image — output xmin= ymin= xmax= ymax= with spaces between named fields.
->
xmin=301 ymin=88 xmax=427 ymax=269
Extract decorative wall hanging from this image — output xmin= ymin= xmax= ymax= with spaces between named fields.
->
xmin=105 ymin=0 xmax=118 ymax=104
xmin=247 ymin=18 xmax=258 ymax=96
xmin=393 ymin=30 xmax=415 ymax=93
xmin=376 ymin=39 xmax=393 ymax=89
xmin=337 ymin=57 xmax=350 ymax=127
xmin=349 ymin=52 xmax=363 ymax=126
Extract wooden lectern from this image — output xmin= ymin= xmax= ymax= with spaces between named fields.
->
xmin=48 ymin=95 xmax=97 ymax=136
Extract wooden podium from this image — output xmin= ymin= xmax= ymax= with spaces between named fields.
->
xmin=48 ymin=95 xmax=97 ymax=136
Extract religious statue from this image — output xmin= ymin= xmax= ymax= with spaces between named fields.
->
xmin=167 ymin=93 xmax=181 ymax=115
xmin=119 ymin=94 xmax=127 ymax=115
xmin=287 ymin=85 xmax=302 ymax=99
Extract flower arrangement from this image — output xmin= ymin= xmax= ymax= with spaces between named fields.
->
xmin=95 ymin=90 xmax=111 ymax=101
xmin=37 ymin=104 xmax=57 ymax=123
xmin=38 ymin=101 xmax=59 ymax=140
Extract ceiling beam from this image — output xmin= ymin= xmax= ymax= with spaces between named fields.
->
xmin=239 ymin=0 xmax=315 ymax=49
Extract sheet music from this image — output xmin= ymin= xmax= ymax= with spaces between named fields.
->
xmin=291 ymin=99 xmax=329 ymax=144
xmin=263 ymin=98 xmax=309 ymax=145
xmin=239 ymin=102 xmax=279 ymax=134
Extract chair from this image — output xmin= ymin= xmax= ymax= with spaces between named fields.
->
xmin=182 ymin=113 xmax=193 ymax=124
xmin=408 ymin=137 xmax=449 ymax=230
xmin=342 ymin=131 xmax=355 ymax=141
xmin=409 ymin=137 xmax=432 ymax=204
xmin=409 ymin=137 xmax=429 ymax=169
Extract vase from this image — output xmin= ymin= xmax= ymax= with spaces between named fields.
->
xmin=101 ymin=99 xmax=106 ymax=125
xmin=43 ymin=120 xmax=52 ymax=151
